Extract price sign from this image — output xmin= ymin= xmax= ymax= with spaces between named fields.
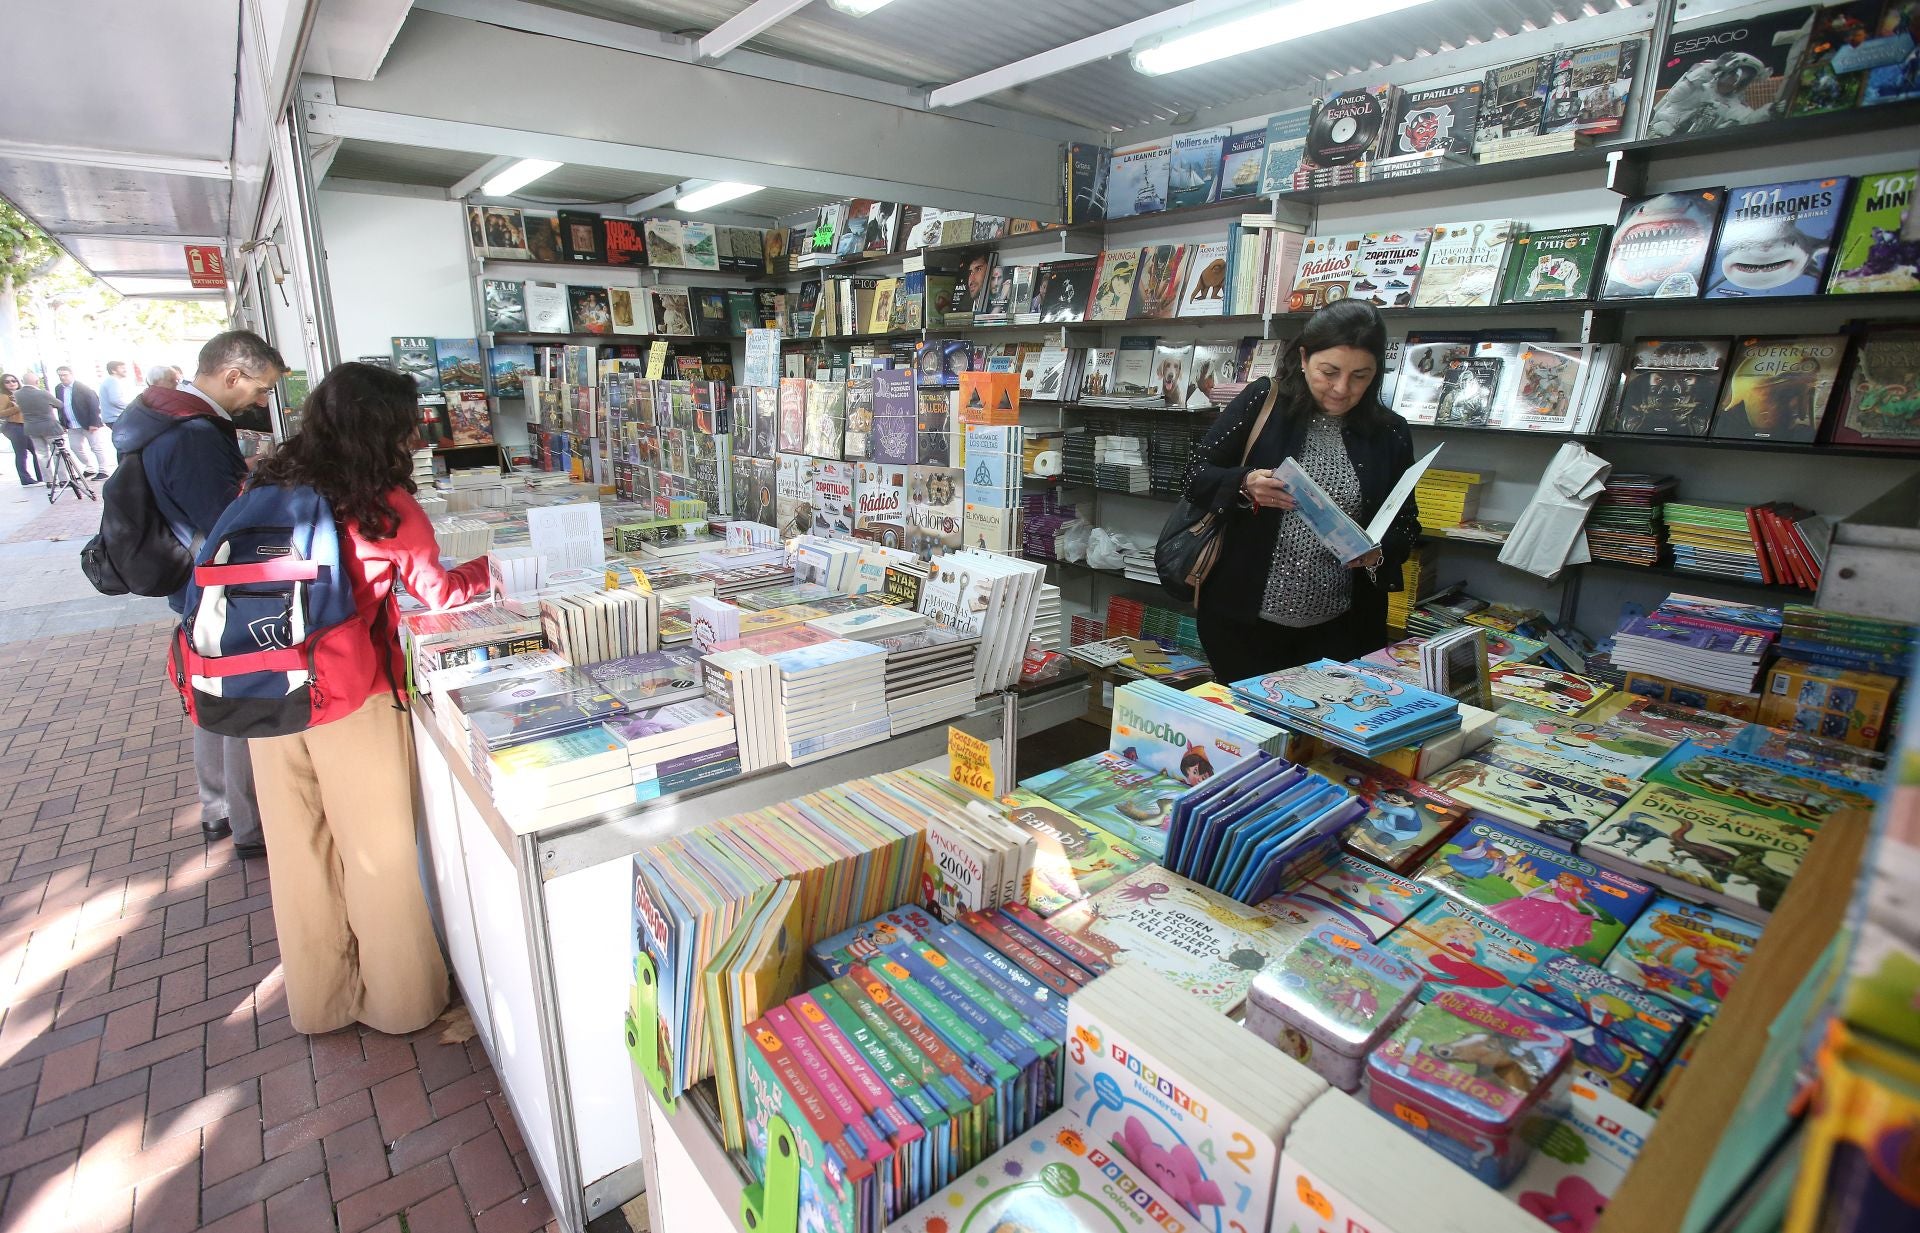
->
xmin=645 ymin=340 xmax=669 ymax=380
xmin=947 ymin=727 xmax=995 ymax=800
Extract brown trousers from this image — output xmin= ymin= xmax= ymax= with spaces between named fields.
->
xmin=251 ymin=694 xmax=449 ymax=1035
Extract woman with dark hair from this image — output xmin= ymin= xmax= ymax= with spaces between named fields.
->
xmin=0 ymin=375 xmax=41 ymax=487
xmin=246 ymin=362 xmax=488 ymax=1036
xmin=1181 ymin=300 xmax=1421 ymax=685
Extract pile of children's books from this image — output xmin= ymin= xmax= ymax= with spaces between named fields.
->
xmin=1158 ymin=755 xmax=1365 ymax=903
xmin=1231 ymin=658 xmax=1462 ymax=756
xmin=1611 ymin=593 xmax=1780 ymax=694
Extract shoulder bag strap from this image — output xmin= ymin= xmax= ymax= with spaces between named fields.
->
xmin=1237 ymin=376 xmax=1283 ymax=467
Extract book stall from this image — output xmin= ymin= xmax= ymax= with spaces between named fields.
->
xmin=275 ymin=0 xmax=1920 ymax=1229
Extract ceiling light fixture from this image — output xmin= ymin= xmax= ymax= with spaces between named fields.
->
xmin=1131 ymin=0 xmax=1443 ymax=75
xmin=826 ymin=0 xmax=897 ymax=14
xmin=675 ymin=181 xmax=763 ymax=212
xmin=480 ymin=158 xmax=561 ymax=197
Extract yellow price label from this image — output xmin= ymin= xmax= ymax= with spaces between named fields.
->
xmin=948 ymin=727 xmax=995 ymax=800
xmin=644 ymin=340 xmax=669 ymax=380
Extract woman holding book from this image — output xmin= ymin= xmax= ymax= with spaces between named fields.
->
xmin=1182 ymin=300 xmax=1421 ymax=685
xmin=246 ymin=363 xmax=490 ymax=1036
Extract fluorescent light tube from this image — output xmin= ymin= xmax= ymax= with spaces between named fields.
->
xmin=675 ymin=182 xmax=763 ymax=212
xmin=827 ymin=0 xmax=896 ymax=13
xmin=480 ymin=158 xmax=561 ymax=197
xmin=1132 ymin=0 xmax=1442 ymax=75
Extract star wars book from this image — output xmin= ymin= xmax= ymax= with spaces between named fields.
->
xmin=1710 ymin=334 xmax=1848 ymax=442
xmin=1828 ymin=168 xmax=1920 ymax=293
xmin=1828 ymin=327 xmax=1920 ymax=448
xmin=1106 ymin=139 xmax=1171 ymax=219
xmin=1217 ymin=129 xmax=1268 ymax=200
xmin=1168 ymin=127 xmax=1228 ymax=209
xmin=1603 ymin=189 xmax=1725 ymax=300
xmin=1540 ymin=38 xmax=1643 ymax=137
xmin=1706 ymin=176 xmax=1850 ymax=298
xmin=1607 ymin=338 xmax=1732 ymax=436
xmin=1646 ymin=6 xmax=1818 ymax=138
xmin=1501 ymin=225 xmax=1609 ymax=302
xmin=1413 ymin=219 xmax=1522 ymax=309
xmin=1389 ymin=82 xmax=1483 ymax=156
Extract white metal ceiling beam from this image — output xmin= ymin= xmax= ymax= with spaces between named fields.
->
xmin=446 ymin=155 xmax=520 ymax=200
xmin=626 ymin=182 xmax=707 ymax=214
xmin=924 ymin=0 xmax=1258 ymax=109
xmin=54 ymin=232 xmax=227 ymax=245
xmin=306 ymin=102 xmax=1056 ymax=219
xmin=0 ymin=140 xmax=231 ymax=179
xmin=321 ymin=177 xmax=457 ymax=200
xmin=697 ymin=0 xmax=816 ymax=60
xmin=87 ymin=269 xmax=195 ymax=278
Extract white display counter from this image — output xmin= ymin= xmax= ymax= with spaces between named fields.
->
xmin=410 ymin=675 xmax=1090 ymax=1231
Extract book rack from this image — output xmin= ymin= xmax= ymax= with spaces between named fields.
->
xmin=626 ymin=954 xmax=676 ymax=1115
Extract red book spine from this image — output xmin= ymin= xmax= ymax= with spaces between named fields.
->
xmin=1744 ymin=506 xmax=1775 ymax=584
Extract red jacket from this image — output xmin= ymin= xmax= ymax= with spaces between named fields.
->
xmin=342 ymin=487 xmax=490 ymax=711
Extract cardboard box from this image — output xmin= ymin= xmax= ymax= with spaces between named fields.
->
xmin=1757 ymin=659 xmax=1898 ymax=750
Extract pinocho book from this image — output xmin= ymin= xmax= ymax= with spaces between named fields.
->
xmin=1414 ymin=819 xmax=1654 ymax=965
xmin=1047 ymin=866 xmax=1311 ymax=1012
xmin=996 ymin=791 xmax=1150 ymax=917
xmin=1601 ymin=893 xmax=1760 ymax=1015
xmin=1017 ymin=751 xmax=1186 ymax=858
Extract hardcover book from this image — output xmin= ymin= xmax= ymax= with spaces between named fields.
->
xmin=470 ymin=205 xmax=528 ymax=259
xmin=1413 ymin=219 xmax=1520 ymax=309
xmin=1217 ymin=128 xmax=1268 ymax=200
xmin=1601 ymin=893 xmax=1760 ymax=1014
xmin=1425 ymin=745 xmax=1631 ymax=845
xmin=1581 ymin=780 xmax=1813 ymax=915
xmin=1603 ymin=189 xmax=1724 ymax=300
xmin=390 ymin=336 xmax=440 ymax=397
xmin=602 ymin=217 xmax=646 ymax=267
xmin=1168 ymin=127 xmax=1228 ymax=208
xmin=1710 ymin=334 xmax=1848 ymax=442
xmin=1542 ymin=37 xmax=1642 ymax=136
xmin=1705 ymin=176 xmax=1850 ymax=298
xmin=1303 ymin=85 xmax=1397 ymax=169
xmin=1351 ymin=229 xmax=1431 ymax=309
xmin=997 ymin=792 xmax=1151 ymax=916
xmin=1829 ymin=326 xmax=1920 ymax=448
xmin=1309 ymin=751 xmax=1467 ymax=873
xmin=1646 ymin=6 xmax=1816 ymax=138
xmin=1607 ymin=338 xmax=1732 ymax=436
xmin=1477 ymin=55 xmax=1553 ymax=146
xmin=1123 ymin=244 xmax=1185 ymax=320
xmin=565 ymin=286 xmax=613 ymax=335
xmin=1827 ymin=168 xmax=1919 ymax=293
xmin=1501 ymin=225 xmax=1609 ymax=302
xmin=481 ymin=279 xmax=527 ymax=333
xmin=1106 ymin=139 xmax=1171 ymax=219
xmin=1017 ymin=751 xmax=1186 ymax=857
xmin=1389 ymin=82 xmax=1483 ymax=156
xmin=558 ymin=211 xmax=603 ymax=263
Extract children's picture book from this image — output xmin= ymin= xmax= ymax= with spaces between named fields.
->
xmin=1177 ymin=242 xmax=1230 ymax=318
xmin=1581 ymin=779 xmax=1812 ymax=916
xmin=1503 ymin=1079 xmax=1656 ymax=1224
xmin=1828 ymin=168 xmax=1919 ymax=294
xmin=1017 ymin=751 xmax=1187 ymax=858
xmin=1375 ymin=897 xmax=1548 ymax=999
xmin=1048 ymin=866 xmax=1311 ymax=1012
xmin=1607 ymin=337 xmax=1731 ymax=436
xmin=996 ymin=792 xmax=1151 ymax=917
xmin=1646 ymin=739 xmax=1877 ymax=828
xmin=1601 ymin=893 xmax=1761 ymax=1014
xmin=1602 ymin=189 xmax=1723 ymax=300
xmin=1705 ymin=176 xmax=1851 ymax=298
xmin=1489 ymin=662 xmax=1614 ymax=716
xmin=1710 ymin=334 xmax=1848 ymax=443
xmin=1829 ymin=326 xmax=1920 ymax=448
xmin=1520 ymin=953 xmax=1693 ymax=1061
xmin=1500 ymin=225 xmax=1609 ymax=303
xmin=1414 ymin=820 xmax=1655 ymax=964
xmin=1413 ymin=219 xmax=1520 ymax=309
xmin=1309 ymin=751 xmax=1466 ymax=873
xmin=1425 ymin=744 xmax=1631 ymax=846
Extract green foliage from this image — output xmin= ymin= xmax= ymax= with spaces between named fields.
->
xmin=0 ymin=200 xmax=61 ymax=285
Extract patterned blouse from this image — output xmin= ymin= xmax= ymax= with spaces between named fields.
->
xmin=1262 ymin=412 xmax=1359 ymax=627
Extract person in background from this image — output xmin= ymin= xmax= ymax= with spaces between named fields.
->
xmin=245 ymin=362 xmax=490 ymax=1034
xmin=146 ymin=364 xmax=180 ymax=390
xmin=113 ymin=331 xmax=287 ymax=859
xmin=54 ymin=365 xmax=107 ymax=478
xmin=0 ymin=374 xmax=40 ymax=488
xmin=1180 ymin=300 xmax=1421 ymax=685
xmin=98 ymin=360 xmax=139 ymax=428
xmin=16 ymin=373 xmax=67 ymax=483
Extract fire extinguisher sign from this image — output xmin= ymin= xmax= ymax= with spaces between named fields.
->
xmin=184 ymin=245 xmax=227 ymax=290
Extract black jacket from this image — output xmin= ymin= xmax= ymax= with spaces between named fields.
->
xmin=112 ymin=388 xmax=247 ymax=614
xmin=55 ymin=381 xmax=102 ymax=430
xmin=1182 ymin=376 xmax=1422 ymax=627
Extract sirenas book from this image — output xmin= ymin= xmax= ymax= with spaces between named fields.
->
xmin=1710 ymin=334 xmax=1848 ymax=443
xmin=1706 ymin=176 xmax=1851 ymax=298
xmin=1645 ymin=6 xmax=1816 ymax=138
xmin=1413 ymin=219 xmax=1521 ymax=308
xmin=1828 ymin=168 xmax=1920 ymax=294
xmin=1601 ymin=893 xmax=1761 ymax=1015
xmin=1603 ymin=189 xmax=1724 ymax=300
xmin=1388 ymin=81 xmax=1483 ymax=156
xmin=1217 ymin=129 xmax=1268 ymax=200
xmin=1829 ymin=327 xmax=1920 ymax=449
xmin=1608 ymin=337 xmax=1731 ymax=436
xmin=1501 ymin=225 xmax=1609 ymax=302
xmin=1167 ymin=126 xmax=1229 ymax=208
xmin=1106 ymin=139 xmax=1171 ymax=219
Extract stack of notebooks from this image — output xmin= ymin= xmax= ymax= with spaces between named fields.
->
xmin=1587 ymin=473 xmax=1676 ymax=567
xmin=610 ymin=698 xmax=741 ymax=802
xmin=1159 ymin=755 xmax=1365 ymax=903
xmin=874 ymin=627 xmax=979 ymax=735
xmin=1662 ymin=501 xmax=1763 ymax=582
xmin=770 ymin=639 xmax=892 ymax=765
xmin=1611 ymin=594 xmax=1779 ymax=693
xmin=1231 ymin=658 xmax=1461 ymax=757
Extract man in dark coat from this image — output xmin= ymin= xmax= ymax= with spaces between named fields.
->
xmin=113 ymin=331 xmax=286 ymax=858
xmin=54 ymin=366 xmax=108 ymax=478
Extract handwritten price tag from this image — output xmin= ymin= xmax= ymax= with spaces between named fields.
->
xmin=644 ymin=340 xmax=669 ymax=380
xmin=947 ymin=727 xmax=995 ymax=800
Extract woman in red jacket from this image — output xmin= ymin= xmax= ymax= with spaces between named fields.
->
xmin=247 ymin=363 xmax=489 ymax=1036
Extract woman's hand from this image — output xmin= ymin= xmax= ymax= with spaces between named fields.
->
xmin=1349 ymin=548 xmax=1384 ymax=569
xmin=1242 ymin=468 xmax=1297 ymax=511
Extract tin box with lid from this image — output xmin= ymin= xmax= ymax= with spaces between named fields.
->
xmin=1363 ymin=989 xmax=1574 ymax=1185
xmin=1245 ymin=922 xmax=1424 ymax=1091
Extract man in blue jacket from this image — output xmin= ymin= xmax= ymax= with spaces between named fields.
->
xmin=114 ymin=331 xmax=286 ymax=858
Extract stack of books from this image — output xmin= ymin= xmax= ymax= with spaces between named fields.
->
xmin=1159 ymin=756 xmax=1364 ymax=902
xmin=1587 ymin=473 xmax=1676 ymax=567
xmin=1662 ymin=501 xmax=1762 ymax=582
xmin=1092 ymin=434 xmax=1150 ymax=493
xmin=1777 ymin=604 xmax=1917 ymax=677
xmin=1612 ymin=594 xmax=1779 ymax=694
xmin=430 ymin=516 xmax=493 ymax=559
xmin=610 ymin=698 xmax=741 ymax=802
xmin=702 ymin=561 xmax=791 ymax=598
xmin=1031 ymin=583 xmax=1062 ymax=652
xmin=538 ymin=588 xmax=659 ymax=663
xmin=1232 ymin=659 xmax=1461 ymax=757
xmin=1110 ymin=677 xmax=1289 ymax=782
xmin=460 ymin=667 xmax=627 ymax=772
xmin=874 ymin=627 xmax=979 ymax=735
xmin=580 ymin=646 xmax=704 ymax=710
xmin=769 ymin=639 xmax=892 ymax=765
xmin=1385 ymin=544 xmax=1436 ymax=632
xmin=1018 ymin=490 xmax=1078 ymax=564
xmin=485 ymin=725 xmax=633 ymax=828
xmin=1414 ymin=467 xmax=1488 ymax=533
xmin=738 ymin=582 xmax=832 ymax=611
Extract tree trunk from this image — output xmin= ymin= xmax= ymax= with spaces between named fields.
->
xmin=0 ymin=272 xmax=16 ymax=360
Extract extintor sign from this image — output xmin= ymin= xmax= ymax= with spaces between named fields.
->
xmin=184 ymin=245 xmax=226 ymax=290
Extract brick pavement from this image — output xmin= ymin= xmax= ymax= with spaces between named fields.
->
xmin=0 ymin=622 xmax=563 ymax=1233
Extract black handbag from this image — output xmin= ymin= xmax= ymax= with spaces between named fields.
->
xmin=1155 ymin=379 xmax=1280 ymax=603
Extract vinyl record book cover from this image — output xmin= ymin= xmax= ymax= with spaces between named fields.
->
xmin=1304 ymin=85 xmax=1396 ymax=168
xmin=1646 ymin=6 xmax=1817 ymax=137
xmin=1710 ymin=333 xmax=1847 ymax=441
xmin=1603 ymin=189 xmax=1724 ymax=299
xmin=1705 ymin=176 xmax=1849 ymax=297
xmin=1607 ymin=338 xmax=1732 ymax=436
xmin=1389 ymin=82 xmax=1482 ymax=156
